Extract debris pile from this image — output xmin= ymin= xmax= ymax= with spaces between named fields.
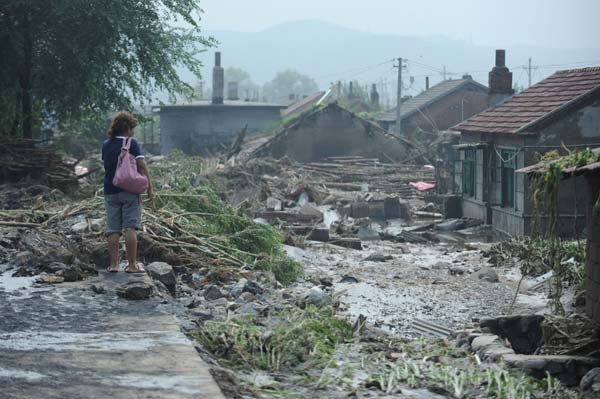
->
xmin=0 ymin=140 xmax=79 ymax=191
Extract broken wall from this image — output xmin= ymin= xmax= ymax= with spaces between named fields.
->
xmin=159 ymin=106 xmax=283 ymax=155
xmin=254 ymin=104 xmax=413 ymax=163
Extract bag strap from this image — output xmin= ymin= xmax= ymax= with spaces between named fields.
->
xmin=121 ymin=137 xmax=132 ymax=152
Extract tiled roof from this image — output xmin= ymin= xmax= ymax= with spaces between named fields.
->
xmin=283 ymin=91 xmax=327 ymax=117
xmin=377 ymin=78 xmax=487 ymax=122
xmin=454 ymin=67 xmax=600 ymax=134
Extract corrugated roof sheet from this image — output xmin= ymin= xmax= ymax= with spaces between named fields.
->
xmin=377 ymin=78 xmax=487 ymax=122
xmin=454 ymin=67 xmax=600 ymax=134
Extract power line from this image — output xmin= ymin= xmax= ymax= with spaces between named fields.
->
xmin=316 ymin=58 xmax=395 ymax=80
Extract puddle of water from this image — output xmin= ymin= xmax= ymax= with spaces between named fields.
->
xmin=0 ymin=273 xmax=37 ymax=293
xmin=113 ymin=374 xmax=202 ymax=395
xmin=0 ymin=367 xmax=47 ymax=381
xmin=0 ymin=330 xmax=189 ymax=352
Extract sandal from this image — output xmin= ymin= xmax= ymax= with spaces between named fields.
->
xmin=106 ymin=266 xmax=119 ymax=273
xmin=125 ymin=262 xmax=146 ymax=274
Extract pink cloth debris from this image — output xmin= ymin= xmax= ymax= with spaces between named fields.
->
xmin=409 ymin=181 xmax=436 ymax=191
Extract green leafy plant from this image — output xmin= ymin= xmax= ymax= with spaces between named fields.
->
xmin=193 ymin=306 xmax=353 ymax=372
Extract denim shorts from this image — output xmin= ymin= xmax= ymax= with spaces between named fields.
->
xmin=104 ymin=192 xmax=142 ymax=236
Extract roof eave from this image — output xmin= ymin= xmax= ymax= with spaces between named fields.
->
xmin=515 ymin=85 xmax=600 ymax=133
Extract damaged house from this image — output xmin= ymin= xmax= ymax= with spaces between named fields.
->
xmin=375 ymin=50 xmax=515 ymax=137
xmin=154 ymin=52 xmax=285 ymax=155
xmin=452 ymin=66 xmax=600 ymax=237
xmin=252 ymin=102 xmax=417 ymax=163
xmin=516 ymin=148 xmax=600 ymax=322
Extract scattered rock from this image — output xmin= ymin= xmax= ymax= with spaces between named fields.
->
xmin=340 ymin=275 xmax=359 ymax=284
xmin=210 ymin=297 xmax=229 ymax=307
xmin=229 ymin=279 xmax=247 ymax=298
xmin=145 ymin=262 xmax=176 ymax=294
xmin=580 ymin=367 xmax=600 ymax=392
xmin=364 ymin=253 xmax=391 ymax=262
xmin=203 ymin=284 xmax=224 ymax=301
xmin=190 ymin=310 xmax=213 ymax=322
xmin=433 ymin=261 xmax=451 ymax=270
xmin=41 ymin=262 xmax=68 ymax=274
xmin=56 ymin=265 xmax=83 ymax=282
xmin=302 ymin=287 xmax=332 ymax=307
xmin=503 ymin=354 xmax=600 ymax=386
xmin=12 ymin=267 xmax=34 ymax=277
xmin=243 ymin=280 xmax=263 ymax=295
xmin=14 ymin=251 xmax=34 ymax=266
xmin=238 ymin=291 xmax=256 ymax=303
xmin=479 ymin=315 xmax=544 ymax=354
xmin=477 ymin=269 xmax=499 ymax=283
xmin=116 ymin=281 xmax=154 ymax=300
xmin=419 ymin=264 xmax=432 ymax=271
xmin=319 ymin=276 xmax=333 ymax=287
xmin=37 ymin=274 xmax=65 ymax=284
xmin=90 ymin=284 xmax=105 ymax=294
xmin=471 ymin=334 xmax=515 ymax=361
xmin=237 ymin=302 xmax=266 ymax=316
xmin=449 ymin=266 xmax=468 ymax=275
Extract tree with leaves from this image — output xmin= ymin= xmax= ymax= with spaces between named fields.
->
xmin=0 ymin=0 xmax=216 ymax=139
xmin=225 ymin=67 xmax=259 ymax=100
xmin=262 ymin=69 xmax=318 ymax=104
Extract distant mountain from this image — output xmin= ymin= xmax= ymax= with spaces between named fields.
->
xmin=182 ymin=20 xmax=600 ymax=101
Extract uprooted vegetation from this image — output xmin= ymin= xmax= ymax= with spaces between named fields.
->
xmin=1 ymin=150 xmax=303 ymax=286
xmin=488 ymin=237 xmax=585 ymax=289
xmin=193 ymin=307 xmax=575 ymax=399
xmin=194 ymin=306 xmax=353 ymax=372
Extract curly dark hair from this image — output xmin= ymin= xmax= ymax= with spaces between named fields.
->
xmin=107 ymin=111 xmax=138 ymax=138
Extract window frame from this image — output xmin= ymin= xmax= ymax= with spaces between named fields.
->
xmin=462 ymin=148 xmax=476 ymax=198
xmin=500 ymin=148 xmax=516 ymax=209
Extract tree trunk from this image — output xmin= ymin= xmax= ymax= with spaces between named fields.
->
xmin=19 ymin=10 xmax=33 ymax=140
xmin=10 ymin=89 xmax=21 ymax=137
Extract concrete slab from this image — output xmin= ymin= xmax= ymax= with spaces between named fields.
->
xmin=0 ymin=270 xmax=224 ymax=399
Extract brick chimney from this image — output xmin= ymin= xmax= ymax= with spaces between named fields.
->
xmin=212 ymin=52 xmax=224 ymax=104
xmin=489 ymin=49 xmax=514 ymax=96
xmin=227 ymin=81 xmax=239 ymax=101
xmin=370 ymin=84 xmax=380 ymax=109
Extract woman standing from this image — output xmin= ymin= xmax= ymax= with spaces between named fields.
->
xmin=102 ymin=111 xmax=154 ymax=273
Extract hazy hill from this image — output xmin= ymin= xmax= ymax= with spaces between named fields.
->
xmin=184 ymin=20 xmax=600 ymax=100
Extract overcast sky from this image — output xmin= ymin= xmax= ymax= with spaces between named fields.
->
xmin=199 ymin=0 xmax=600 ymax=49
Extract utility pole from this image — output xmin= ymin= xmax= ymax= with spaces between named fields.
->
xmin=395 ymin=57 xmax=403 ymax=136
xmin=443 ymin=65 xmax=447 ymax=81
xmin=528 ymin=57 xmax=532 ymax=88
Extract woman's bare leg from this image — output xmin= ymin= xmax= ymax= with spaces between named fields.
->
xmin=124 ymin=228 xmax=138 ymax=271
xmin=107 ymin=233 xmax=120 ymax=271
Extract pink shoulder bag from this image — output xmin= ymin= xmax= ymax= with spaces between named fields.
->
xmin=112 ymin=137 xmax=149 ymax=194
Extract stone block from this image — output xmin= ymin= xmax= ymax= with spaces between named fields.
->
xmin=502 ymin=354 xmax=600 ymax=386
xmin=351 ymin=202 xmax=369 ymax=219
xmin=146 ymin=262 xmax=177 ymax=295
xmin=383 ymin=197 xmax=401 ymax=219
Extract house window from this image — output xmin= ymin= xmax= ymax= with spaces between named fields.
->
xmin=501 ymin=149 xmax=516 ymax=208
xmin=462 ymin=149 xmax=476 ymax=197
